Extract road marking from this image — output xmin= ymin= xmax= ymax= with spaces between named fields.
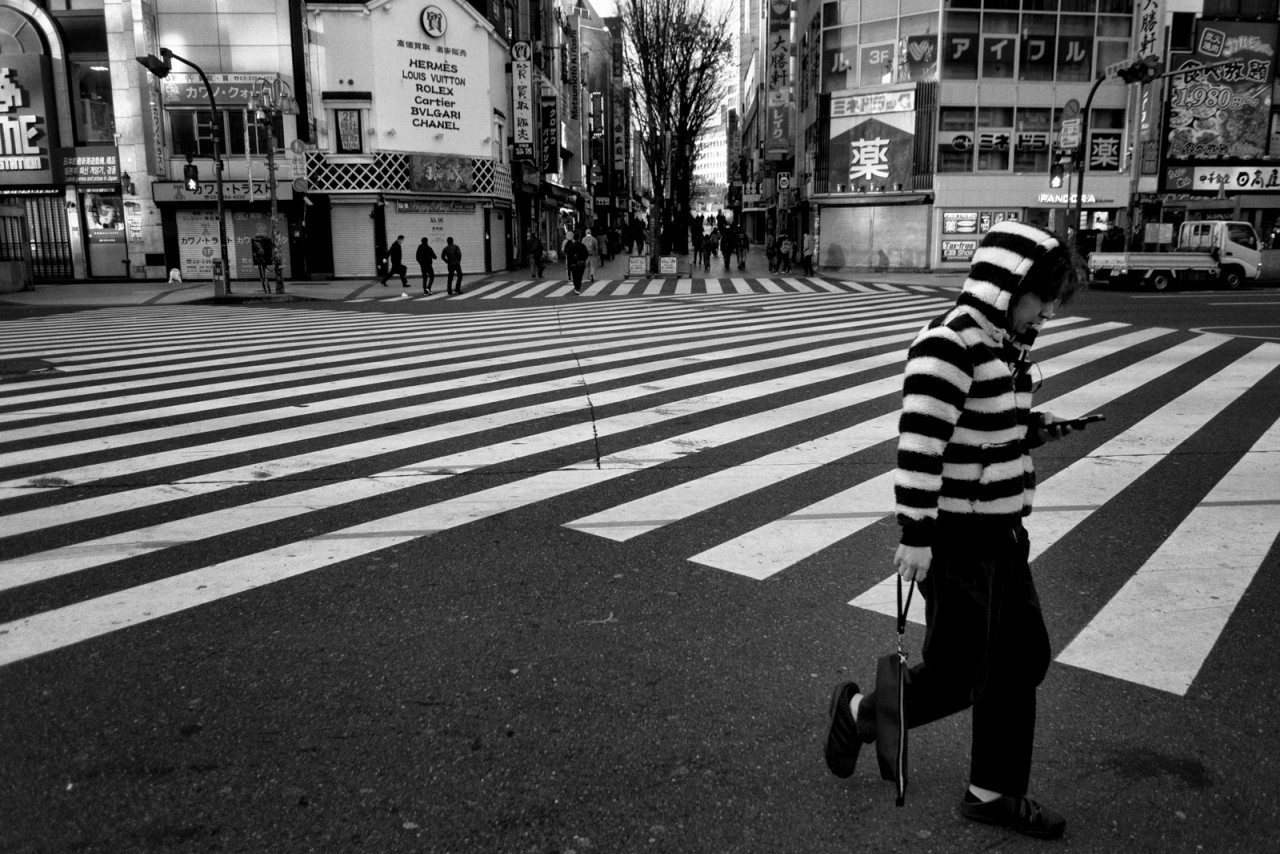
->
xmin=1057 ymin=412 xmax=1280 ymax=694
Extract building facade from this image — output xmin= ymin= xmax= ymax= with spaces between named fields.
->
xmin=0 ymin=0 xmax=629 ymax=285
xmin=747 ymin=0 xmax=1280 ymax=272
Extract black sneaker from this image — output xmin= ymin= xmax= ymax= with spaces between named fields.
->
xmin=824 ymin=682 xmax=868 ymax=778
xmin=959 ymin=793 xmax=1066 ymax=839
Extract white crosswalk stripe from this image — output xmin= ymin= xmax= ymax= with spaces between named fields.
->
xmin=2 ymin=292 xmax=1278 ymax=699
xmin=344 ymin=276 xmax=935 ymax=302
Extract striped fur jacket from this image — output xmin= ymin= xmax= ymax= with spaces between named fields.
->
xmin=894 ymin=221 xmax=1060 ymax=548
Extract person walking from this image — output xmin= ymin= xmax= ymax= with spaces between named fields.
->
xmin=735 ymin=228 xmax=749 ymax=271
xmin=528 ymin=233 xmax=545 ymax=279
xmin=442 ymin=236 xmax=463 ymax=294
xmin=720 ymin=227 xmax=736 ymax=272
xmin=766 ymin=235 xmax=779 ymax=273
xmin=802 ymin=231 xmax=815 ymax=276
xmin=565 ymin=231 xmax=589 ymax=295
xmin=415 ymin=237 xmax=437 ymax=295
xmin=703 ymin=228 xmax=720 ymax=272
xmin=381 ymin=234 xmax=408 ymax=288
xmin=582 ymin=228 xmax=599 ymax=282
xmin=823 ymin=220 xmax=1086 ymax=840
xmin=778 ymin=234 xmax=794 ymax=274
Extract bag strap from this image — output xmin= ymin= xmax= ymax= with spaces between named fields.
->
xmin=896 ymin=575 xmax=916 ymax=648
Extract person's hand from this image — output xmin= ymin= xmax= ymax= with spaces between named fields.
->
xmin=1036 ymin=412 xmax=1079 ymax=443
xmin=894 ymin=543 xmax=932 ymax=583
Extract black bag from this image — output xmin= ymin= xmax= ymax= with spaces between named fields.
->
xmin=875 ymin=576 xmax=916 ymax=806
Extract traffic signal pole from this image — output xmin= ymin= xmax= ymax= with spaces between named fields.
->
xmin=138 ymin=49 xmax=231 ymax=297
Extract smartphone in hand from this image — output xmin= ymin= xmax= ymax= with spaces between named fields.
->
xmin=1061 ymin=413 xmax=1105 ymax=430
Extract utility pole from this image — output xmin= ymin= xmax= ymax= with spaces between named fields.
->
xmin=249 ymin=77 xmax=298 ymax=294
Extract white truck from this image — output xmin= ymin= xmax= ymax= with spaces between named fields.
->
xmin=1087 ymin=220 xmax=1262 ymax=290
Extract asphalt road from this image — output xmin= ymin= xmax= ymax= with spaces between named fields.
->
xmin=1 ymin=279 xmax=1278 ymax=853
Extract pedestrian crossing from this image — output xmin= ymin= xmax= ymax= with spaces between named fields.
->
xmin=349 ymin=276 xmax=931 ymax=302
xmin=2 ymin=291 xmax=1278 ymax=698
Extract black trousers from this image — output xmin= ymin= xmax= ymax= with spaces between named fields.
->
xmin=569 ymin=264 xmax=585 ymax=290
xmin=870 ymin=522 xmax=1051 ymax=796
xmin=420 ymin=265 xmax=435 ymax=289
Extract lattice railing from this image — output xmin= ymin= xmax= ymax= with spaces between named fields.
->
xmin=306 ymin=152 xmax=512 ymax=199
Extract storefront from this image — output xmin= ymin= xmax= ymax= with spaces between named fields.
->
xmin=156 ymin=179 xmax=295 ymax=281
xmin=932 ymin=174 xmax=1132 ymax=268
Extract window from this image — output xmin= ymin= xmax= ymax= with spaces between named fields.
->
xmin=334 ymin=109 xmax=364 ymax=154
xmin=980 ymin=13 xmax=1018 ymax=79
xmin=169 ymin=110 xmax=281 ymax=158
xmin=1020 ymin=14 xmax=1056 ymax=82
xmin=977 ymin=106 xmax=1014 ymax=171
xmin=71 ymin=60 xmax=114 ymax=145
xmin=822 ymin=25 xmax=859 ymax=93
xmin=938 ymin=106 xmax=975 ymax=172
xmin=1014 ymin=108 xmax=1052 ymax=173
xmin=942 ymin=12 xmax=979 ymax=80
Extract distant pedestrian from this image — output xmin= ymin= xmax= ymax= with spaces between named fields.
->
xmin=582 ymin=229 xmax=599 ymax=282
xmin=381 ymin=234 xmax=408 ymax=288
xmin=703 ymin=228 xmax=720 ymax=271
xmin=528 ymin=233 xmax=545 ymax=279
xmin=721 ymin=227 xmax=735 ymax=271
xmin=735 ymin=229 xmax=748 ymax=271
xmin=778 ymin=235 xmax=794 ymax=274
xmin=415 ymin=237 xmax=436 ymax=295
xmin=802 ymin=232 xmax=815 ymax=276
xmin=766 ymin=236 xmax=779 ymax=273
xmin=566 ymin=232 xmax=589 ymax=294
xmin=251 ymin=233 xmax=274 ymax=293
xmin=442 ymin=236 xmax=463 ymax=294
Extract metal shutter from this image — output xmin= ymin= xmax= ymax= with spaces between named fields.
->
xmin=331 ymin=203 xmax=376 ymax=279
xmin=819 ymin=205 xmax=931 ymax=270
xmin=385 ymin=207 xmax=486 ymax=273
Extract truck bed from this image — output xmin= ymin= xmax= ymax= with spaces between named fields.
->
xmin=1087 ymin=251 xmax=1219 ymax=272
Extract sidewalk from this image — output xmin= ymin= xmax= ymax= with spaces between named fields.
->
xmin=0 ymin=246 xmax=965 ymax=309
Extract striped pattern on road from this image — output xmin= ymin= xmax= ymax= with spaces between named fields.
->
xmin=2 ymin=292 xmax=1278 ymax=698
xmin=347 ymin=277 xmax=939 ymax=302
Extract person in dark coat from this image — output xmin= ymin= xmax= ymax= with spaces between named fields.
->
xmin=565 ymin=232 xmax=589 ymax=294
xmin=415 ymin=237 xmax=436 ymax=295
xmin=528 ymin=233 xmax=545 ymax=279
xmin=441 ymin=236 xmax=463 ymax=294
xmin=380 ymin=235 xmax=408 ymax=287
xmin=720 ymin=227 xmax=735 ymax=272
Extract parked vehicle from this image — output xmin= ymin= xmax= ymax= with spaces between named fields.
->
xmin=1087 ymin=220 xmax=1261 ymax=290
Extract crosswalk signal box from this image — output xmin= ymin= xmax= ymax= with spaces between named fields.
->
xmin=183 ymin=163 xmax=199 ymax=192
xmin=1049 ymin=162 xmax=1066 ymax=189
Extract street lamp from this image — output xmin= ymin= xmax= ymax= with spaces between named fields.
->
xmin=248 ymin=77 xmax=297 ymax=294
xmin=137 ymin=49 xmax=232 ymax=297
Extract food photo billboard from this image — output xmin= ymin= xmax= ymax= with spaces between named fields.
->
xmin=1162 ymin=20 xmax=1277 ymax=194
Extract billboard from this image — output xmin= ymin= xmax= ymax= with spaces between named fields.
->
xmin=1165 ymin=21 xmax=1276 ymax=165
xmin=0 ymin=55 xmax=59 ymax=185
xmin=825 ymin=88 xmax=916 ymax=192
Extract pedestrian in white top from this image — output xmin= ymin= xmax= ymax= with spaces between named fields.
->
xmin=582 ymin=229 xmax=599 ymax=282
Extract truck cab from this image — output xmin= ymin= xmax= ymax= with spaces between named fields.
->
xmin=1177 ymin=221 xmax=1262 ymax=287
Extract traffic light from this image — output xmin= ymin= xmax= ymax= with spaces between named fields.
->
xmin=1117 ymin=55 xmax=1163 ymax=84
xmin=183 ymin=162 xmax=199 ymax=192
xmin=1049 ymin=161 xmax=1066 ymax=189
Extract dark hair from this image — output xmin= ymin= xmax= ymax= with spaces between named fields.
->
xmin=1023 ymin=240 xmax=1086 ymax=307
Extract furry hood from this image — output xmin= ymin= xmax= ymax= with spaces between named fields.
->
xmin=956 ymin=221 xmax=1065 ymax=340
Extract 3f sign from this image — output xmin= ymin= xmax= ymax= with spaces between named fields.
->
xmin=867 ymin=49 xmax=891 ymax=66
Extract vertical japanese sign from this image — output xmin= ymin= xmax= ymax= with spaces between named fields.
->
xmin=568 ymin=25 xmax=580 ymax=121
xmin=512 ymin=41 xmax=535 ymax=161
xmin=1136 ymin=0 xmax=1165 ymax=144
xmin=766 ymin=0 xmax=793 ymax=160
xmin=1166 ymin=21 xmax=1277 ymax=163
xmin=541 ymin=93 xmax=559 ymax=174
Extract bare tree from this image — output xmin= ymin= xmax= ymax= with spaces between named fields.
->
xmin=621 ymin=0 xmax=732 ymax=259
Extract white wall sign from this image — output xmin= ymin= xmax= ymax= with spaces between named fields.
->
xmin=512 ymin=41 xmax=534 ymax=161
xmin=373 ymin=1 xmax=491 ymax=153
